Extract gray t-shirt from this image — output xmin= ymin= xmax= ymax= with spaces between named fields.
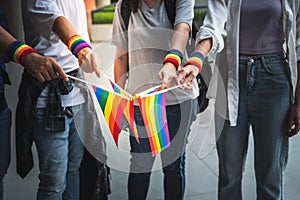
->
xmin=239 ymin=0 xmax=284 ymax=54
xmin=111 ymin=0 xmax=198 ymax=105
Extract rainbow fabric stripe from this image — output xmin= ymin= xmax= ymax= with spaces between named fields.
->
xmin=67 ymin=35 xmax=92 ymax=57
xmin=163 ymin=49 xmax=183 ymax=70
xmin=109 ymin=80 xmax=131 ymax=98
xmin=184 ymin=51 xmax=205 ymax=73
xmin=109 ymin=80 xmax=139 ymax=143
xmin=124 ymin=99 xmax=139 ymax=143
xmin=138 ymin=92 xmax=170 ymax=156
xmin=7 ymin=40 xmax=38 ymax=65
xmin=94 ymin=86 xmax=128 ymax=146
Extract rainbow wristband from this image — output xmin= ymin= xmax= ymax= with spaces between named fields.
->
xmin=163 ymin=49 xmax=183 ymax=71
xmin=67 ymin=35 xmax=92 ymax=58
xmin=184 ymin=51 xmax=205 ymax=73
xmin=7 ymin=40 xmax=38 ymax=66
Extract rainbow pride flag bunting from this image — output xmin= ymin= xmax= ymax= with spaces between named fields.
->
xmin=109 ymin=79 xmax=131 ymax=98
xmin=108 ymin=79 xmax=139 ymax=143
xmin=138 ymin=92 xmax=170 ymax=156
xmin=94 ymin=86 xmax=129 ymax=146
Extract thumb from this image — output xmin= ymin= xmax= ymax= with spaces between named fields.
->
xmin=158 ymin=70 xmax=163 ymax=81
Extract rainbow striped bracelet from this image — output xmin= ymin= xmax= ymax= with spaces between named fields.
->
xmin=184 ymin=51 xmax=205 ymax=73
xmin=7 ymin=40 xmax=38 ymax=66
xmin=67 ymin=35 xmax=92 ymax=58
xmin=163 ymin=49 xmax=183 ymax=71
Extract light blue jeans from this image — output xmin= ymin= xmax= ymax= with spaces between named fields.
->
xmin=33 ymin=105 xmax=84 ymax=200
xmin=216 ymin=52 xmax=290 ymax=200
xmin=0 ymin=107 xmax=11 ymax=200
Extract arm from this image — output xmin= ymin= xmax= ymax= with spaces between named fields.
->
xmin=177 ymin=38 xmax=212 ymax=89
xmin=177 ymin=0 xmax=227 ymax=88
xmin=287 ymin=2 xmax=300 ymax=137
xmin=0 ymin=26 xmax=67 ymax=82
xmin=114 ymin=47 xmax=128 ymax=88
xmin=158 ymin=22 xmax=190 ymax=88
xmin=288 ymin=61 xmax=300 ymax=137
xmin=52 ymin=16 xmax=101 ymax=77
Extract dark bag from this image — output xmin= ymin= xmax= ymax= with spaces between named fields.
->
xmin=120 ymin=0 xmax=210 ymax=113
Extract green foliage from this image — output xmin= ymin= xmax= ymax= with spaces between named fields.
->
xmin=92 ymin=4 xmax=207 ymax=24
xmin=92 ymin=4 xmax=116 ymax=24
xmin=194 ymin=9 xmax=207 ymax=22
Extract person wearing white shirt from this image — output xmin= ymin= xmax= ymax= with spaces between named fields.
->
xmin=19 ymin=0 xmax=101 ymax=199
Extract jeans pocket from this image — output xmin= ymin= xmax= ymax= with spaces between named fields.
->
xmin=264 ymin=59 xmax=288 ymax=76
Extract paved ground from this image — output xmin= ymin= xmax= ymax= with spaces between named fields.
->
xmin=4 ymin=99 xmax=300 ymax=200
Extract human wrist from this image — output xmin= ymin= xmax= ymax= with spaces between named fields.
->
xmin=7 ymin=40 xmax=38 ymax=67
xmin=67 ymin=34 xmax=92 ymax=58
xmin=184 ymin=51 xmax=205 ymax=74
xmin=163 ymin=48 xmax=183 ymax=71
xmin=164 ymin=62 xmax=177 ymax=72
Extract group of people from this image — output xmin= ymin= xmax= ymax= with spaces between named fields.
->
xmin=0 ymin=0 xmax=299 ymax=200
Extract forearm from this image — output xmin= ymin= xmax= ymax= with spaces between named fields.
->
xmin=114 ymin=48 xmax=128 ymax=88
xmin=0 ymin=26 xmax=17 ymax=55
xmin=52 ymin=16 xmax=78 ymax=45
xmin=294 ymin=61 xmax=300 ymax=104
xmin=171 ymin=23 xmax=190 ymax=53
xmin=195 ymin=38 xmax=212 ymax=57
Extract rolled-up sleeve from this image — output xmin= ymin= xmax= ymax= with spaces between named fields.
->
xmin=23 ymin=0 xmax=63 ymax=41
xmin=196 ymin=0 xmax=227 ymax=55
xmin=110 ymin=1 xmax=128 ymax=50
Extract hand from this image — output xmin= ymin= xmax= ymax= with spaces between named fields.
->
xmin=158 ymin=62 xmax=177 ymax=88
xmin=287 ymin=102 xmax=300 ymax=137
xmin=176 ymin=64 xmax=199 ymax=90
xmin=77 ymin=47 xmax=101 ymax=78
xmin=23 ymin=53 xmax=68 ymax=83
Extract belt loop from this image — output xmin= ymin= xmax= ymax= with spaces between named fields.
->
xmin=261 ymin=56 xmax=267 ymax=69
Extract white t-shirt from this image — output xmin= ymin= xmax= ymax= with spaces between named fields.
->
xmin=111 ymin=0 xmax=199 ymax=105
xmin=21 ymin=0 xmax=90 ymax=107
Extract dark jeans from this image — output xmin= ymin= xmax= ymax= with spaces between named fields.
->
xmin=128 ymin=99 xmax=196 ymax=200
xmin=216 ymin=52 xmax=290 ymax=200
xmin=0 ymin=107 xmax=11 ymax=200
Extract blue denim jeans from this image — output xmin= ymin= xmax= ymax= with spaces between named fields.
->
xmin=33 ymin=105 xmax=84 ymax=200
xmin=128 ymin=99 xmax=196 ymax=200
xmin=216 ymin=52 xmax=290 ymax=200
xmin=0 ymin=107 xmax=11 ymax=200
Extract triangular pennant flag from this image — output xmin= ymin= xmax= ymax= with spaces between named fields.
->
xmin=109 ymin=79 xmax=131 ymax=98
xmin=109 ymin=79 xmax=139 ymax=143
xmin=124 ymin=99 xmax=139 ymax=143
xmin=138 ymin=92 xmax=170 ymax=156
xmin=93 ymin=86 xmax=129 ymax=146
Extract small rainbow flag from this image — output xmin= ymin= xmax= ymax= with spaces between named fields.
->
xmin=109 ymin=79 xmax=139 ymax=143
xmin=109 ymin=79 xmax=131 ymax=98
xmin=94 ymin=86 xmax=129 ymax=146
xmin=138 ymin=91 xmax=170 ymax=156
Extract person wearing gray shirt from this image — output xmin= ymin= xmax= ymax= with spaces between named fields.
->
xmin=111 ymin=0 xmax=197 ymax=199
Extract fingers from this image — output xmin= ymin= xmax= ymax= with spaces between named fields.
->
xmin=288 ymin=122 xmax=299 ymax=137
xmin=159 ymin=63 xmax=178 ymax=87
xmin=78 ymin=50 xmax=101 ymax=77
xmin=90 ymin=54 xmax=101 ymax=78
xmin=51 ymin=58 xmax=68 ymax=81
xmin=287 ymin=108 xmax=300 ymax=137
xmin=177 ymin=65 xmax=198 ymax=89
xmin=31 ymin=72 xmax=45 ymax=83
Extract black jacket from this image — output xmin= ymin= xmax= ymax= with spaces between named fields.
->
xmin=16 ymin=70 xmax=46 ymax=178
